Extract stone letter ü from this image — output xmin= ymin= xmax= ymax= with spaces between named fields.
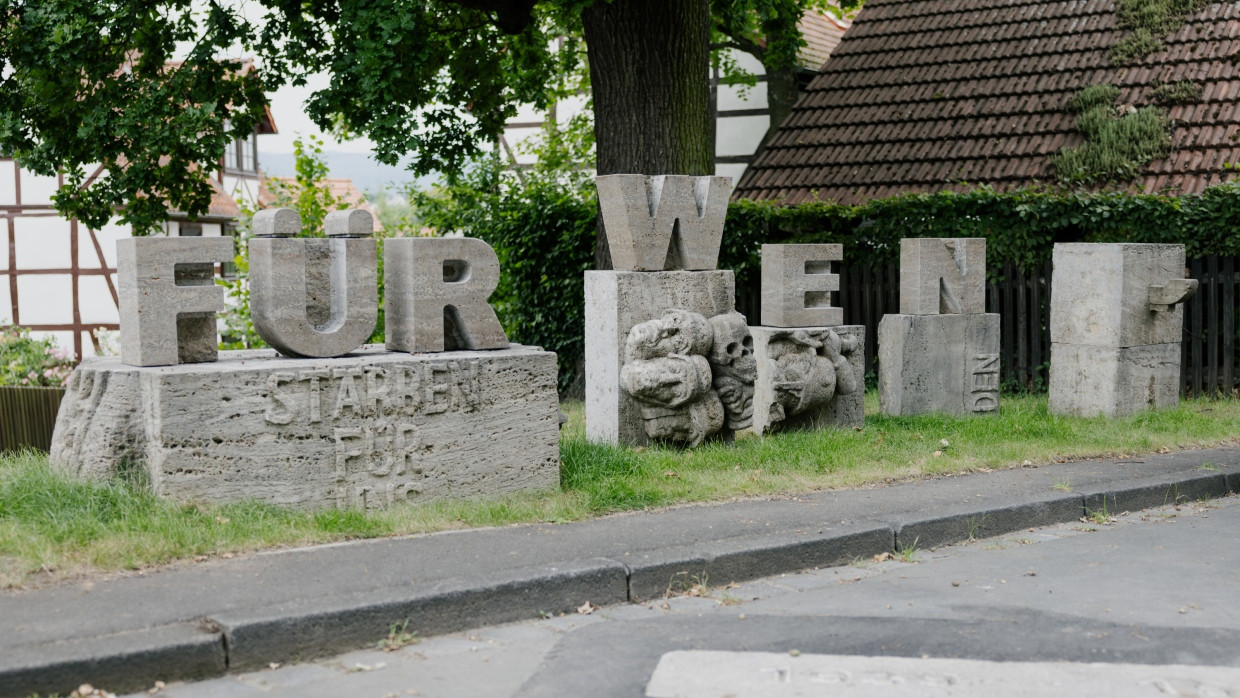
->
xmin=249 ymin=208 xmax=378 ymax=358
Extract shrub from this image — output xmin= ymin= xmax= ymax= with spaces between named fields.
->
xmin=0 ymin=325 xmax=75 ymax=387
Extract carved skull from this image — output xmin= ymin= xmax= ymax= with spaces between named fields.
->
xmin=707 ymin=311 xmax=756 ymax=383
xmin=620 ymin=354 xmax=714 ymax=409
xmin=624 ymin=309 xmax=713 ymax=362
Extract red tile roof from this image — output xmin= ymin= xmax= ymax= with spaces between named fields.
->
xmin=734 ymin=0 xmax=1240 ymax=204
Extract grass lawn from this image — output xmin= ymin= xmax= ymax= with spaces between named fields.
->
xmin=2 ymin=393 xmax=1238 ymax=587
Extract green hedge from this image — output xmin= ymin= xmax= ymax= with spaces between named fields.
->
xmin=723 ymin=184 xmax=1240 ymax=289
xmin=429 ymin=182 xmax=1240 ymax=392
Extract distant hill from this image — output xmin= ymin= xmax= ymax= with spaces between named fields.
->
xmin=258 ymin=150 xmax=440 ymax=195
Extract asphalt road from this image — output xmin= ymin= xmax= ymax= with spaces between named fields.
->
xmin=129 ymin=492 xmax=1240 ymax=698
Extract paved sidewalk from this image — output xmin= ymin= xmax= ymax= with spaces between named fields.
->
xmin=3 ymin=446 xmax=1239 ymax=697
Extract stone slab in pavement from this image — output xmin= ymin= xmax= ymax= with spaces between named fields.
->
xmin=2 ymin=446 xmax=1239 ymax=697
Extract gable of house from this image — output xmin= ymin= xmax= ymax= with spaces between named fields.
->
xmin=734 ymin=0 xmax=1240 ymax=205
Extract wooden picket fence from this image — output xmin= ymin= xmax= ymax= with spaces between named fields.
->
xmin=0 ymin=386 xmax=66 ymax=453
xmin=737 ymin=255 xmax=1240 ymax=397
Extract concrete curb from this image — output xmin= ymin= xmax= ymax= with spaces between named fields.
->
xmin=2 ymin=449 xmax=1238 ymax=697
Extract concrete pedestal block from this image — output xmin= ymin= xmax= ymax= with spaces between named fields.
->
xmin=1048 ymin=342 xmax=1181 ymax=418
xmin=1051 ymin=243 xmax=1188 ymax=347
xmin=750 ymin=325 xmax=865 ymax=435
xmin=878 ymin=314 xmax=1000 ymax=416
xmin=585 ymin=270 xmax=737 ymax=446
xmin=49 ymin=345 xmax=560 ymax=510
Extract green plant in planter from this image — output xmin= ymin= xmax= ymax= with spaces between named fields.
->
xmin=0 ymin=324 xmax=76 ymax=387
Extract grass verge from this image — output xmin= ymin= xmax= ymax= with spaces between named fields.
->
xmin=2 ymin=393 xmax=1238 ymax=587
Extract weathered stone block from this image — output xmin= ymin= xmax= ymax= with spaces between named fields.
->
xmin=385 ymin=237 xmax=510 ymax=353
xmin=249 ymin=209 xmax=378 ymax=358
xmin=899 ymin=238 xmax=986 ymax=315
xmin=878 ymin=314 xmax=1000 ymax=416
xmin=760 ymin=244 xmax=843 ymax=327
xmin=585 ymin=270 xmax=737 ymax=445
xmin=1050 ymin=243 xmax=1191 ymax=347
xmin=750 ymin=325 xmax=865 ymax=434
xmin=1048 ymin=342 xmax=1181 ymax=418
xmin=49 ymin=346 xmax=560 ymax=510
xmin=595 ymin=175 xmax=731 ymax=271
xmin=117 ymin=237 xmax=234 ymax=367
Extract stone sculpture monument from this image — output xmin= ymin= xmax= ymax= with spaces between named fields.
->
xmin=1048 ymin=243 xmax=1196 ymax=417
xmin=749 ymin=244 xmax=865 ymax=434
xmin=51 ymin=209 xmax=560 ymax=510
xmin=585 ymin=174 xmax=753 ymax=447
xmin=878 ymin=238 xmax=1001 ymax=416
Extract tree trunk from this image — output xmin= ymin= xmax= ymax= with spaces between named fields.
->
xmin=583 ymin=0 xmax=714 ymax=269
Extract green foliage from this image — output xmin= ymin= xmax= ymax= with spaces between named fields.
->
xmin=0 ymin=0 xmax=265 ymax=233
xmin=0 ymin=325 xmax=75 ymax=387
xmin=1053 ymin=86 xmax=1171 ymax=185
xmin=1110 ymin=0 xmax=1210 ymax=64
xmin=1151 ymin=80 xmax=1203 ymax=105
xmin=5 ymin=394 xmax=1240 ymax=584
xmin=1 ymin=0 xmax=842 ymax=235
xmin=1069 ymin=84 xmax=1121 ymax=113
xmin=726 ymin=183 xmax=1240 ymax=275
xmin=415 ymin=118 xmax=597 ymax=394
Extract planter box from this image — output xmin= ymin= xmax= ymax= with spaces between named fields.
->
xmin=0 ymin=386 xmax=66 ymax=453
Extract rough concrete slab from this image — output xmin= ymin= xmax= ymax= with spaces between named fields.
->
xmin=49 ymin=344 xmax=559 ymax=510
xmin=516 ymin=614 xmax=1240 ymax=698
xmin=212 ymin=558 xmax=628 ymax=671
xmin=584 ymin=270 xmax=736 ymax=445
xmin=877 ymin=313 xmax=1000 ymax=416
xmin=0 ymin=623 xmax=225 ymax=698
xmin=1049 ymin=342 xmax=1182 ymax=417
xmin=1051 ymin=243 xmax=1189 ymax=348
xmin=645 ymin=651 xmax=1240 ymax=698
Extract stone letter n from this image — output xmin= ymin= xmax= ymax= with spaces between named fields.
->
xmin=385 ymin=237 xmax=510 ymax=353
xmin=899 ymin=238 xmax=986 ymax=315
xmin=596 ymin=174 xmax=731 ymax=271
xmin=249 ymin=208 xmax=379 ymax=358
xmin=117 ymin=236 xmax=233 ymax=367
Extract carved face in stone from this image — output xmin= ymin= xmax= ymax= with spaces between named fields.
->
xmin=767 ymin=328 xmax=861 ymax=423
xmin=707 ymin=311 xmax=756 ymax=383
xmin=624 ymin=309 xmax=713 ymax=362
xmin=638 ymin=390 xmax=725 ymax=447
xmin=620 ymin=354 xmax=714 ymax=409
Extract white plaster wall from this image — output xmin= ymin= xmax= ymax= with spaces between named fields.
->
xmin=14 ymin=216 xmax=72 ymax=269
xmin=78 ymin=275 xmax=119 ymax=325
xmin=717 ymin=114 xmax=770 ymax=159
xmin=0 ymin=162 xmax=15 ymax=205
xmin=19 ymin=168 xmax=60 ymax=206
xmin=17 ymin=274 xmax=73 ymax=324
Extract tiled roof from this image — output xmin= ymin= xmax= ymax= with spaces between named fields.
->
xmin=734 ymin=0 xmax=1240 ymax=204
xmin=797 ymin=11 xmax=852 ymax=70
